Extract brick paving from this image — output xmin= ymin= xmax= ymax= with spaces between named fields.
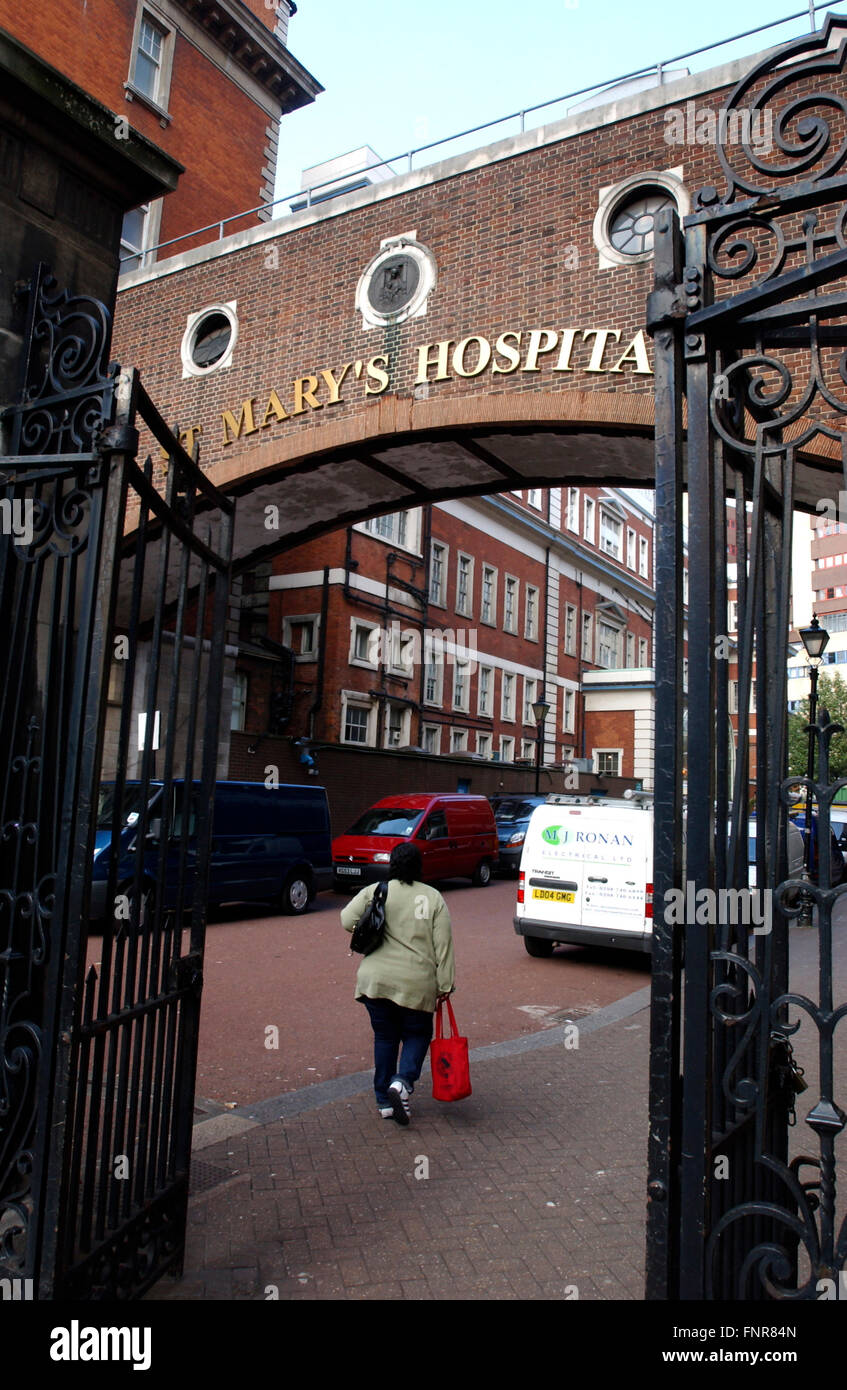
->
xmin=147 ymin=994 xmax=650 ymax=1301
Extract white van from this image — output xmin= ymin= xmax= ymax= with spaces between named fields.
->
xmin=513 ymin=793 xmax=654 ymax=957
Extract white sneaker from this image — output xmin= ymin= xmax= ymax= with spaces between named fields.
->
xmin=378 ymin=1105 xmax=394 ymax=1119
xmin=388 ymin=1079 xmax=411 ymax=1126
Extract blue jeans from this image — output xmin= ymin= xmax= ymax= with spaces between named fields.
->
xmin=361 ymin=997 xmax=434 ymax=1106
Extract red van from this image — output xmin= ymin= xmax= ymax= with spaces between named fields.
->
xmin=332 ymin=793 xmax=499 ymax=891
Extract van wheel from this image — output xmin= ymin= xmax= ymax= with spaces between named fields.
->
xmin=281 ymin=873 xmax=311 ymax=915
xmin=473 ymin=859 xmax=493 ymax=887
xmin=524 ymin=935 xmax=554 ymax=958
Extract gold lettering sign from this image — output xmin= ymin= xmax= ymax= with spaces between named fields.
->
xmin=207 ymin=326 xmax=652 ymax=447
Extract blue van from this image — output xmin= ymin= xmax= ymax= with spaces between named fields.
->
xmin=90 ymin=779 xmax=333 ymax=920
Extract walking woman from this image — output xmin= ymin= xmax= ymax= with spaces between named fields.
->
xmin=341 ymin=842 xmax=454 ymax=1125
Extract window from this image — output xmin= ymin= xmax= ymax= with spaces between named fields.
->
xmin=430 ymin=542 xmax=447 ymax=605
xmin=477 ymin=732 xmax=491 ymax=759
xmin=627 ymin=528 xmax=636 ymax=569
xmin=451 ymin=728 xmax=468 ymax=754
xmin=639 ymin=536 xmax=649 ymax=579
xmin=500 ymin=736 xmax=515 ymax=763
xmin=456 ymin=554 xmax=473 ymax=617
xmin=564 ymin=603 xmax=577 ymax=656
xmin=527 ymin=488 xmax=542 ymax=510
xmin=181 ymin=302 xmax=238 ymax=378
xmin=362 ymin=510 xmax=419 ymax=551
xmin=594 ymin=749 xmax=622 ymax=776
xmin=504 ymin=576 xmax=518 ymax=633
xmin=422 ymin=724 xmax=441 ymax=754
xmin=230 ymin=671 xmax=248 ymax=732
xmin=523 ymin=677 xmax=538 ymax=725
xmin=563 ymin=689 xmax=575 ymax=733
xmin=727 ymin=600 xmax=739 ymax=633
xmin=453 ymin=657 xmax=470 ymax=711
xmin=284 ymin=615 xmax=318 ymax=660
xmin=481 ymin=565 xmax=497 ymax=625
xmin=639 ymin=636 xmax=649 ymax=666
xmin=599 ymin=509 xmax=623 ymax=560
xmin=626 ymin=632 xmax=635 ymax=668
xmin=567 ymin=487 xmax=579 ymax=532
xmin=120 ymin=203 xmax=156 ymax=273
xmin=424 ymin=658 xmax=443 ymax=707
xmin=132 ymin=12 xmax=170 ymax=105
xmin=521 ymin=739 xmax=536 ymax=761
xmin=384 ymin=704 xmax=408 ymax=748
xmin=343 ymin=700 xmax=371 ymax=745
xmin=597 ymin=620 xmax=622 ymax=669
xmin=351 ymin=620 xmax=378 ymax=666
xmin=478 ymin=665 xmax=494 ymax=716
xmin=728 ymin=681 xmax=739 ymax=715
xmin=581 ymin=613 xmax=593 ymax=662
xmin=682 ymin=568 xmax=689 ymax=606
xmin=525 ymin=584 xmax=539 ymax=640
xmin=502 ymin=672 xmax=516 ymax=721
xmin=584 ymin=497 xmax=595 ymax=544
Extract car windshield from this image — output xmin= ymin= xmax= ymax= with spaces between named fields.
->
xmin=495 ymin=799 xmax=540 ymax=822
xmin=97 ymin=782 xmax=160 ymax=830
xmin=346 ymin=808 xmax=425 ymax=837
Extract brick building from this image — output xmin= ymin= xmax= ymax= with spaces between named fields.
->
xmin=0 ymin=0 xmax=321 ymax=269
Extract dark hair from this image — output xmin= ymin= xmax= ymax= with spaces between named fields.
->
xmin=389 ymin=842 xmax=422 ymax=885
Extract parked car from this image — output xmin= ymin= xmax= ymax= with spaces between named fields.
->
xmin=491 ymin=794 xmax=546 ymax=874
xmin=90 ymin=779 xmax=333 ymax=921
xmin=332 ymin=793 xmax=498 ymax=891
xmin=514 ymin=793 xmax=654 ymax=957
xmin=789 ymin=811 xmax=846 ymax=886
xmin=746 ymin=817 xmax=805 ymax=889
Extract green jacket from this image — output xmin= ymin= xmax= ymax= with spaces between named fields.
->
xmin=341 ymin=878 xmax=455 ymax=1012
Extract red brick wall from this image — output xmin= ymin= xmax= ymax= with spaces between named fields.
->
xmin=4 ymin=0 xmax=275 ymax=243
xmin=583 ymin=709 xmax=636 ymax=778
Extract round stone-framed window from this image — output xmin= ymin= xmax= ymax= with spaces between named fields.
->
xmin=355 ymin=237 xmax=437 ymax=329
xmin=181 ymin=301 xmax=238 ymax=378
xmin=593 ymin=171 xmax=689 ymax=269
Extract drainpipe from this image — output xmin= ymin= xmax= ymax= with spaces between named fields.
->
xmin=308 ymin=566 xmax=330 ymax=740
xmin=543 ymin=544 xmax=550 ymax=759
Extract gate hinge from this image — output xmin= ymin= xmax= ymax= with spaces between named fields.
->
xmin=98 ymin=422 xmax=139 ymax=456
xmin=170 ymin=950 xmax=204 ymax=996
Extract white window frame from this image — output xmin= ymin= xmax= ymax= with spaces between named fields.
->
xmin=120 ymin=200 xmax=164 ymax=274
xmin=625 ymin=632 xmax=635 ymax=668
xmin=477 ymin=664 xmax=494 ymax=717
xmin=639 ymin=636 xmax=649 ymax=667
xmin=501 ymin=671 xmax=516 ymax=722
xmin=480 ymin=564 xmax=498 ymax=626
xmin=384 ymin=702 xmax=411 ymax=749
xmin=421 ymin=723 xmax=441 ymax=755
xmin=284 ymin=613 xmax=320 ymax=661
xmin=450 ymin=727 xmax=468 ymax=754
xmin=597 ymin=618 xmax=623 ymax=670
xmin=626 ymin=527 xmax=636 ymax=569
xmin=567 ymin=487 xmax=580 ymax=532
xmin=500 ymin=735 xmax=515 ymax=763
xmin=341 ymin=693 xmax=376 ymax=747
xmin=126 ymin=5 xmax=175 ymax=118
xmin=599 ymin=508 xmax=623 ymax=561
xmin=349 ymin=617 xmax=380 ymax=670
xmin=527 ymin=488 xmax=542 ymax=510
xmin=563 ymin=689 xmax=575 ymax=733
xmin=581 ymin=612 xmax=593 ymax=662
xmin=639 ymin=535 xmax=649 ymax=579
xmin=521 ymin=738 xmax=536 ymax=761
xmin=503 ymin=575 xmax=519 ymax=633
xmin=524 ymin=584 xmax=539 ymax=641
xmin=456 ymin=552 xmax=474 ymax=618
xmin=593 ymin=748 xmax=623 ymax=776
xmin=564 ymin=603 xmax=577 ymax=656
xmin=584 ymin=496 xmax=595 ymax=544
xmin=429 ymin=540 xmax=448 ymax=607
xmin=477 ymin=732 xmax=492 ymax=760
xmin=360 ymin=509 xmax=421 ymax=554
xmin=523 ymin=676 xmax=538 ymax=726
xmin=423 ymin=655 xmax=444 ymax=707
xmin=452 ymin=656 xmax=470 ymax=712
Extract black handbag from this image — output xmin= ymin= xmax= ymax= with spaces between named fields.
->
xmin=349 ymin=879 xmax=389 ymax=955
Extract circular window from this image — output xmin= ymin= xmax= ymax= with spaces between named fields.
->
xmin=181 ymin=302 xmax=238 ymax=378
xmin=609 ymin=189 xmax=675 ymax=257
xmin=593 ymin=172 xmax=689 ymax=269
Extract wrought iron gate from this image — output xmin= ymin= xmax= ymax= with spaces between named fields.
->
xmin=647 ymin=19 xmax=847 ymax=1299
xmin=0 ymin=265 xmax=234 ymax=1298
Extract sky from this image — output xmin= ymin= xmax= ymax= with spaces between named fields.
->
xmin=273 ymin=0 xmax=836 ymax=203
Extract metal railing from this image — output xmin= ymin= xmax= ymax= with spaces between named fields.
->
xmin=123 ymin=2 xmax=841 ymax=273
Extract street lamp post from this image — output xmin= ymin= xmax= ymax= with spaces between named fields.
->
xmin=798 ymin=615 xmax=829 ymax=878
xmin=532 ymin=696 xmax=551 ymax=796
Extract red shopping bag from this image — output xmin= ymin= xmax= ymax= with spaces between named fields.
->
xmin=430 ymin=998 xmax=472 ymax=1102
